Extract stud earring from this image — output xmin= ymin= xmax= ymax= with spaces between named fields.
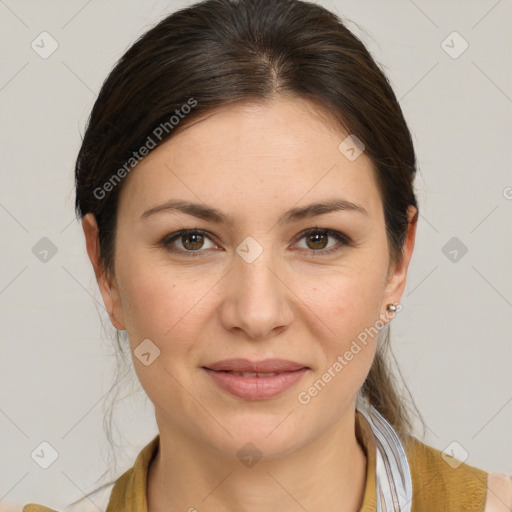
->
xmin=386 ymin=303 xmax=397 ymax=313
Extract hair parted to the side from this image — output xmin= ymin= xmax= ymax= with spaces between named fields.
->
xmin=71 ymin=0 xmax=425 ymax=506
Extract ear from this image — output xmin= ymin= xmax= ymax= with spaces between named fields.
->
xmin=381 ymin=205 xmax=418 ymax=320
xmin=82 ymin=213 xmax=126 ymax=330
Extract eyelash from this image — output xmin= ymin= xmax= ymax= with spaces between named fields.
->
xmin=160 ymin=227 xmax=352 ymax=258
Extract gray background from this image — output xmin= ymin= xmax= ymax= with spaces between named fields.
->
xmin=1 ymin=0 xmax=511 ymax=510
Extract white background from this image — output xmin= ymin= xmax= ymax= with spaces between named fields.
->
xmin=1 ymin=0 xmax=511 ymax=510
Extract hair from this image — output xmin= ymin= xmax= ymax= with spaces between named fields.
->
xmin=71 ymin=0 xmax=425 ymax=507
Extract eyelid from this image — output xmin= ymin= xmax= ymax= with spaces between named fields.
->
xmin=161 ymin=227 xmax=352 ymax=257
xmin=161 ymin=228 xmax=218 ymax=257
xmin=293 ymin=227 xmax=352 ymax=249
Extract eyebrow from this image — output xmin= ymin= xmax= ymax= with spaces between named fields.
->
xmin=140 ymin=198 xmax=368 ymax=225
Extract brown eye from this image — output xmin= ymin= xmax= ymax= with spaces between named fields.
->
xmin=305 ymin=232 xmax=329 ymax=250
xmin=295 ymin=228 xmax=351 ymax=255
xmin=181 ymin=232 xmax=205 ymax=250
xmin=162 ymin=229 xmax=217 ymax=257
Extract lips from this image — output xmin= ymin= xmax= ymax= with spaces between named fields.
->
xmin=202 ymin=358 xmax=309 ymax=400
xmin=215 ymin=371 xmax=280 ymax=377
xmin=203 ymin=358 xmax=307 ymax=374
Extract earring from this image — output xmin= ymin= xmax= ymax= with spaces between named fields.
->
xmin=386 ymin=303 xmax=397 ymax=313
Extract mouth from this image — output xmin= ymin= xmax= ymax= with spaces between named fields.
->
xmin=203 ymin=357 xmax=308 ymax=374
xmin=202 ymin=359 xmax=309 ymax=400
xmin=208 ymin=370 xmax=284 ymax=377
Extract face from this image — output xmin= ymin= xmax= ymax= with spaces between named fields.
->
xmin=83 ymin=96 xmax=416 ymax=461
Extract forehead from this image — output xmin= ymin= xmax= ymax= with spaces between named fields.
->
xmin=117 ymin=97 xmax=382 ymax=223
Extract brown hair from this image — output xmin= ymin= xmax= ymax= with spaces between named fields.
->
xmin=72 ymin=0 xmax=424 ymax=506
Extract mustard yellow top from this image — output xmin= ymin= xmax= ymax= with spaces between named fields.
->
xmin=22 ymin=411 xmax=511 ymax=512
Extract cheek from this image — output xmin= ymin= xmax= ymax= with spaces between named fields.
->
xmin=296 ymin=251 xmax=388 ymax=381
xmin=115 ymin=247 xmax=226 ymax=374
xmin=116 ymin=262 xmax=207 ymax=402
xmin=119 ymin=265 xmax=196 ymax=346
xmin=293 ymin=272 xmax=385 ymax=414
xmin=299 ymin=254 xmax=388 ymax=343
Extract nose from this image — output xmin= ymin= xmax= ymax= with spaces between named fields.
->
xmin=219 ymin=243 xmax=294 ymax=340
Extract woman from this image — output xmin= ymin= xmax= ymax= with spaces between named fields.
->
xmin=23 ymin=0 xmax=512 ymax=510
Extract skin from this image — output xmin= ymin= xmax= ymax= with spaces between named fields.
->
xmin=83 ymin=96 xmax=417 ymax=512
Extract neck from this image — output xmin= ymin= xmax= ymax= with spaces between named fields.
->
xmin=147 ymin=407 xmax=368 ymax=512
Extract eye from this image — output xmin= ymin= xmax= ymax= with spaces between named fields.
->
xmin=161 ymin=227 xmax=352 ymax=257
xmin=162 ymin=229 xmax=217 ymax=257
xmin=293 ymin=227 xmax=352 ymax=255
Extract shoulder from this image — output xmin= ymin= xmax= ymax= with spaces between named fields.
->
xmin=484 ymin=472 xmax=512 ymax=512
xmin=403 ymin=434 xmax=512 ymax=512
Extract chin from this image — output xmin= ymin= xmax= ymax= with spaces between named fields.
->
xmin=196 ymin=413 xmax=310 ymax=462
